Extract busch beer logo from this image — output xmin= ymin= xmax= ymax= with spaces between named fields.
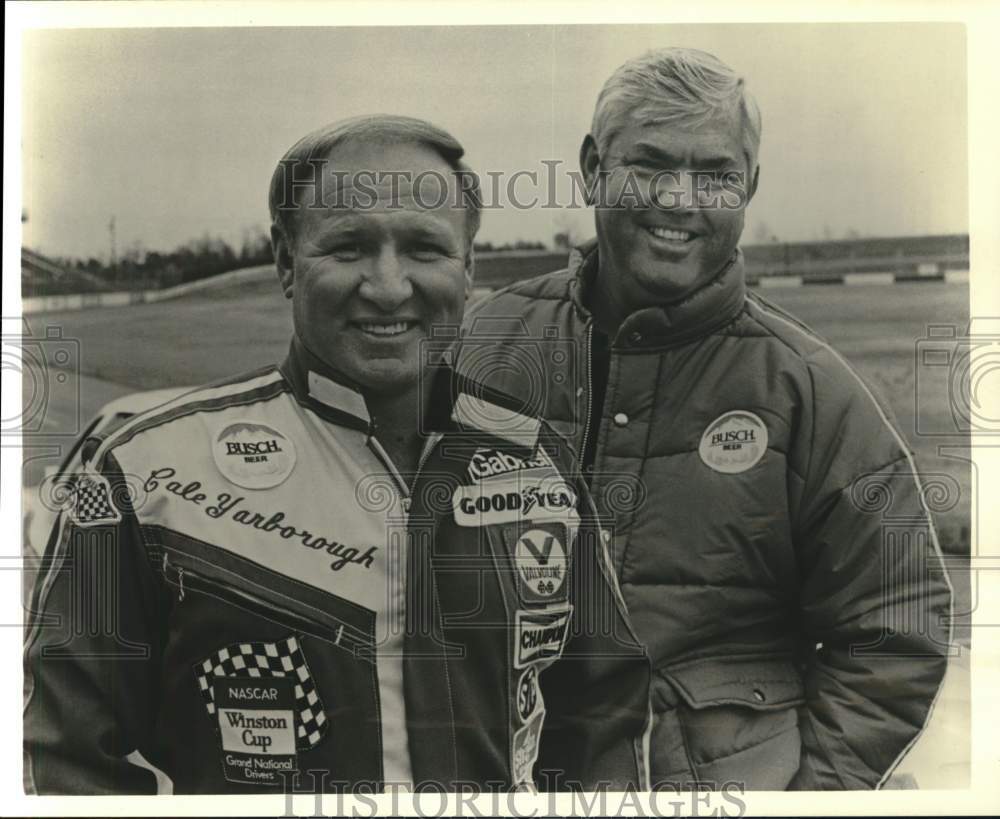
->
xmin=212 ymin=421 xmax=297 ymax=490
xmin=467 ymin=446 xmax=555 ymax=482
xmin=515 ymin=527 xmax=568 ymax=603
xmin=452 ymin=479 xmax=578 ymax=527
xmin=698 ymin=410 xmax=768 ymax=474
xmin=514 ymin=607 xmax=572 ymax=668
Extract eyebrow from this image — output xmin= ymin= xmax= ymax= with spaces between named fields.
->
xmin=311 ymin=211 xmax=460 ymax=244
xmin=631 ymin=143 xmax=739 ymax=169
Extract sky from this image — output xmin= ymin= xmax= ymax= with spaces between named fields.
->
xmin=20 ymin=22 xmax=968 ymax=261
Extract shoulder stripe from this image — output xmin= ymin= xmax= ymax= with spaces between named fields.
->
xmin=744 ymin=298 xmax=954 ymax=788
xmin=95 ymin=369 xmax=288 ymax=462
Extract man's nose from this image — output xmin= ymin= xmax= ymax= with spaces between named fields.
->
xmin=359 ymin=246 xmax=413 ymax=310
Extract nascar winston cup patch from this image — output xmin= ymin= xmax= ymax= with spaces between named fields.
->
xmin=193 ymin=635 xmax=327 ymax=784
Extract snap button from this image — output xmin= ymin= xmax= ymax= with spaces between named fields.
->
xmin=752 ymin=688 xmax=766 ymax=703
xmin=613 ymin=412 xmax=629 ymax=427
xmin=628 ymin=331 xmax=642 ymax=345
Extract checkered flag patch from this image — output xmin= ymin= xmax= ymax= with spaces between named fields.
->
xmin=193 ymin=635 xmax=328 ymax=750
xmin=69 ymin=473 xmax=121 ymax=526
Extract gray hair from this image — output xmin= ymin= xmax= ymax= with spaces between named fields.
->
xmin=268 ymin=114 xmax=482 ymax=248
xmin=591 ymin=48 xmax=762 ymax=172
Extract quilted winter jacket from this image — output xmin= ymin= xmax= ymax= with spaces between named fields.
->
xmin=457 ymin=241 xmax=952 ymax=790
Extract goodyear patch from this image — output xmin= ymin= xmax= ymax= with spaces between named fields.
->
xmin=452 ymin=478 xmax=577 ymax=527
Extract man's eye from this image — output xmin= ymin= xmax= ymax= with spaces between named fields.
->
xmin=624 ymin=158 xmax=662 ymax=173
xmin=329 ymin=245 xmax=362 ymax=261
xmin=410 ymin=244 xmax=446 ymax=261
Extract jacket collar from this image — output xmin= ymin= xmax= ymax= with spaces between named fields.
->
xmin=280 ymin=336 xmax=372 ymax=431
xmin=568 ymin=238 xmax=747 ymax=348
xmin=280 ymin=335 xmax=541 ymax=453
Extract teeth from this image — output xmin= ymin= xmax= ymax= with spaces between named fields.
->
xmin=648 ymin=227 xmax=693 ymax=242
xmin=360 ymin=322 xmax=411 ymax=336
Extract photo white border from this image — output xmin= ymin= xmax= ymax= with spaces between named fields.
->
xmin=3 ymin=1 xmax=998 ymax=815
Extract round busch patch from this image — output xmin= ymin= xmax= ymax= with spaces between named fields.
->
xmin=212 ymin=421 xmax=297 ymax=490
xmin=698 ymin=410 xmax=768 ymax=474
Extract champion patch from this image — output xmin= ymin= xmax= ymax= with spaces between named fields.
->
xmin=514 ymin=527 xmax=568 ymax=604
xmin=68 ymin=473 xmax=122 ymax=527
xmin=514 ymin=606 xmax=573 ymax=668
xmin=212 ymin=420 xmax=297 ymax=490
xmin=698 ymin=410 xmax=768 ymax=474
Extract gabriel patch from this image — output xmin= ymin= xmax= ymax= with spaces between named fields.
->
xmin=698 ymin=410 xmax=768 ymax=474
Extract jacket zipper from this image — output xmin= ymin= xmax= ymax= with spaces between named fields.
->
xmin=162 ymin=553 xmax=348 ymax=649
xmin=579 ymin=322 xmax=595 ymax=466
xmin=367 ymin=432 xmax=442 ymax=515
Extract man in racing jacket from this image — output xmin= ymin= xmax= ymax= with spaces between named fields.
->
xmin=23 ymin=115 xmax=649 ymax=794
xmin=459 ymin=49 xmax=953 ymax=789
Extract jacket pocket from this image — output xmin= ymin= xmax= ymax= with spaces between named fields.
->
xmin=651 ymin=655 xmax=805 ymax=790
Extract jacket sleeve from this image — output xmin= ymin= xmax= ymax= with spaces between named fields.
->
xmin=536 ymin=463 xmax=651 ymax=791
xmin=23 ymin=449 xmax=165 ymax=794
xmin=787 ymin=352 xmax=952 ymax=790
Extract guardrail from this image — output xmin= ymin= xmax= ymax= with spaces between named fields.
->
xmin=22 ymin=264 xmax=274 ymax=314
xmin=22 ymin=254 xmax=970 ymax=314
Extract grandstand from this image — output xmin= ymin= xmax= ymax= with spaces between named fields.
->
xmin=21 ymin=247 xmax=112 ymax=297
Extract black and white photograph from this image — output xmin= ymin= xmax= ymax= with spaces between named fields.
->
xmin=3 ymin=2 xmax=998 ymax=815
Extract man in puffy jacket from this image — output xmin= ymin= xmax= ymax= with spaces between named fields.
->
xmin=459 ymin=48 xmax=952 ymax=790
xmin=23 ymin=115 xmax=650 ymax=794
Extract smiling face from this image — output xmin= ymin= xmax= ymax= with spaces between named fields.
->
xmin=582 ymin=108 xmax=758 ymax=318
xmin=273 ymin=140 xmax=471 ymax=395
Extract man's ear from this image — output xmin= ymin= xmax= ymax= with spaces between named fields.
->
xmin=463 ymin=246 xmax=475 ymax=299
xmin=747 ymin=164 xmax=760 ymax=204
xmin=579 ymin=134 xmax=601 ymax=206
xmin=271 ymin=223 xmax=295 ymax=299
